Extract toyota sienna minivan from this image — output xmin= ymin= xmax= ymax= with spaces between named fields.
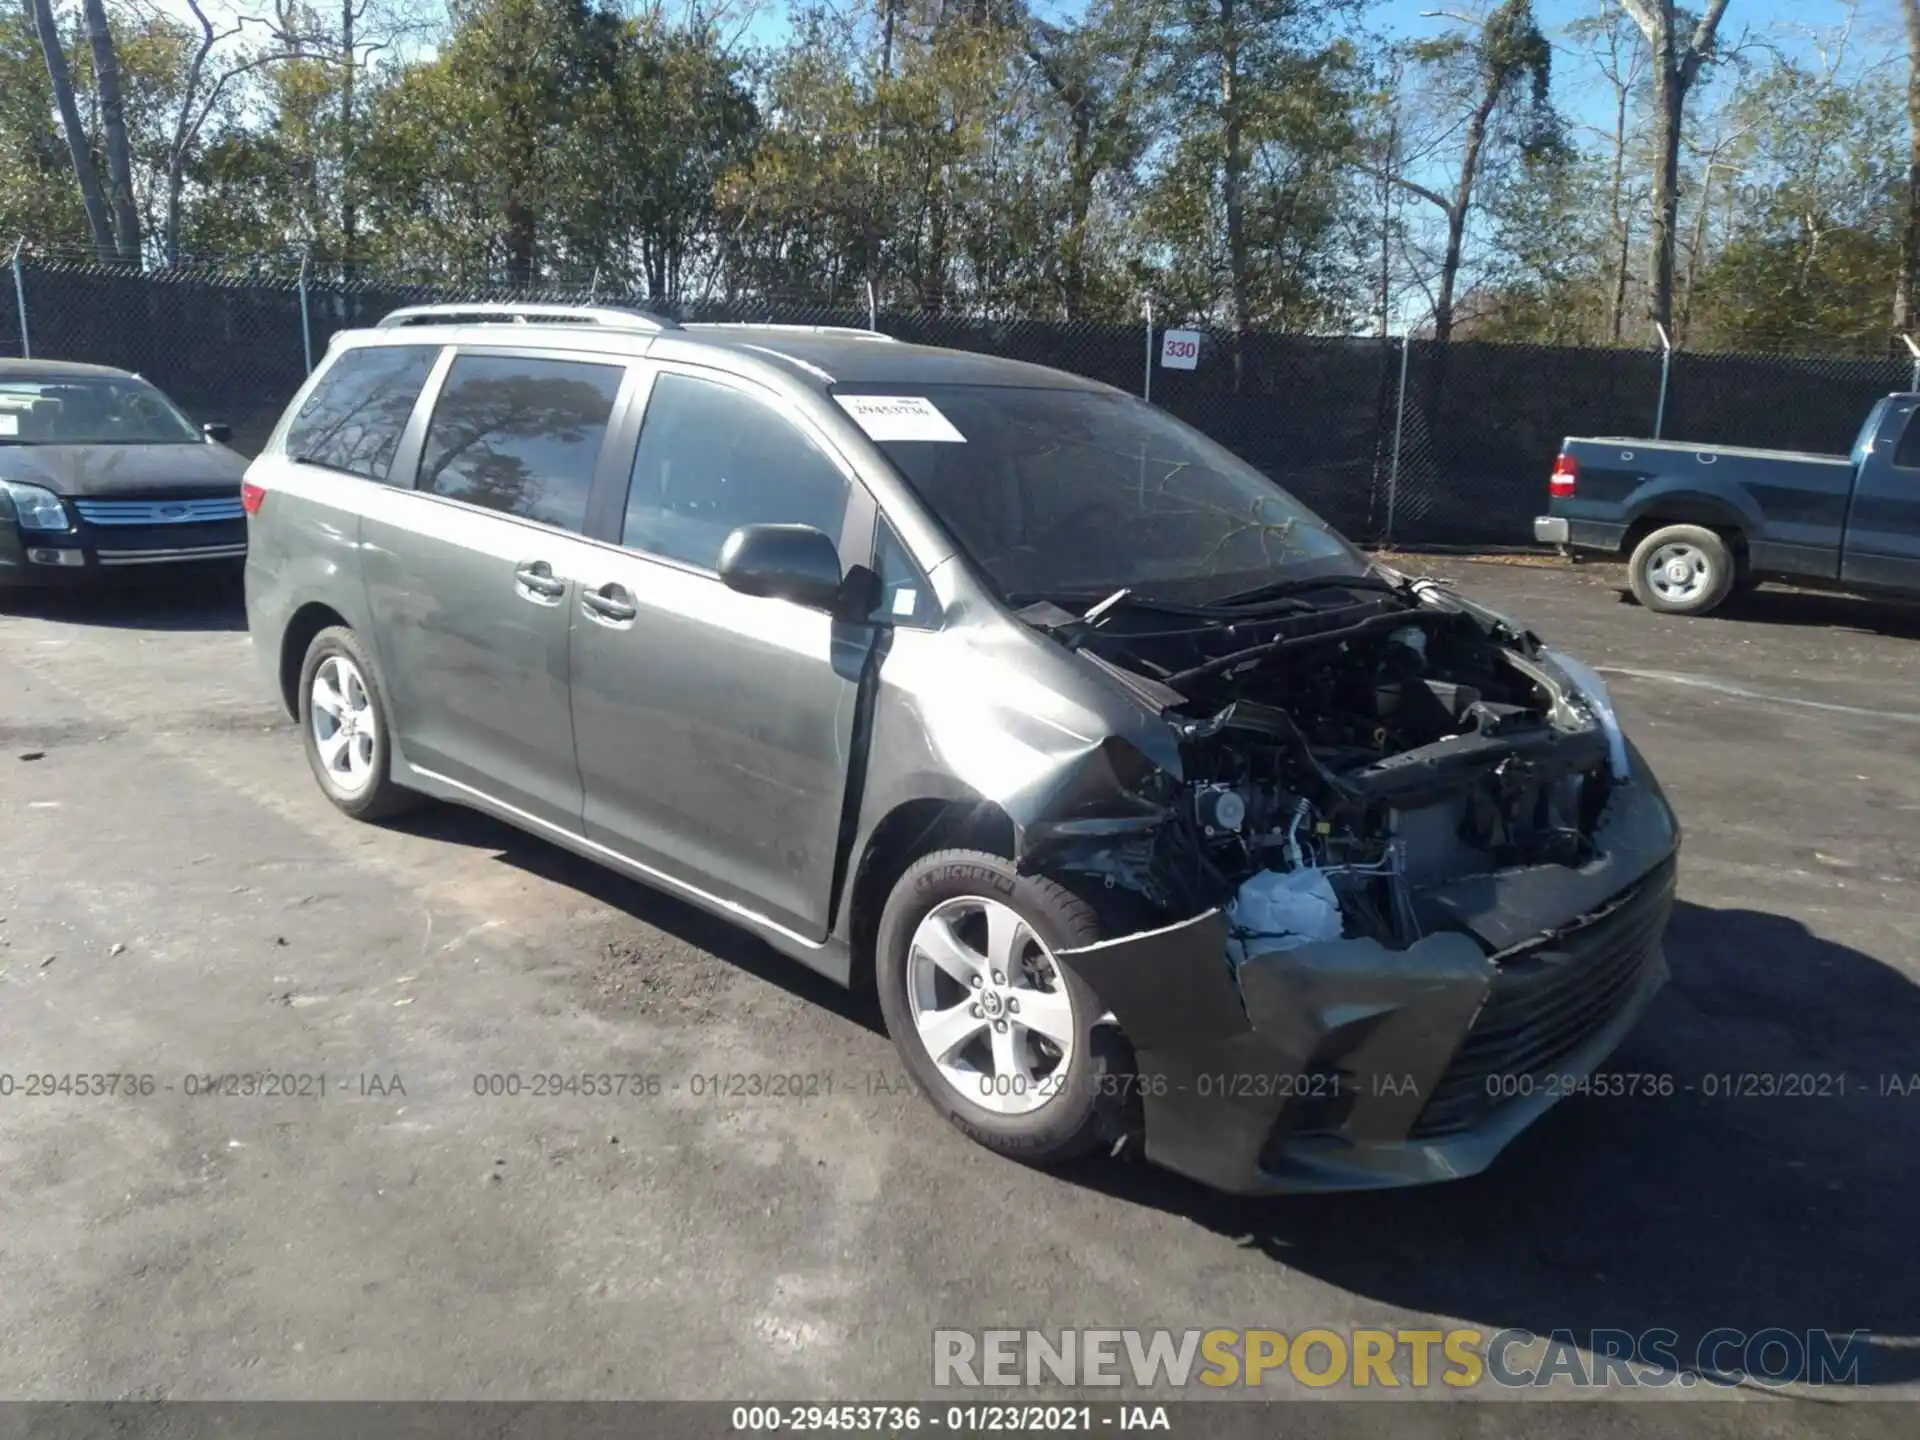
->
xmin=244 ymin=303 xmax=1679 ymax=1194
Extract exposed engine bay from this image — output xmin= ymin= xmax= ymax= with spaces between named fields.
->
xmin=1015 ymin=572 xmax=1620 ymax=954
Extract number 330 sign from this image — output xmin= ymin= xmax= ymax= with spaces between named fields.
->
xmin=1159 ymin=329 xmax=1201 ymax=370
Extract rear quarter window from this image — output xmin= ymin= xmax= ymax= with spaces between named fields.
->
xmin=285 ymin=344 xmax=440 ymax=483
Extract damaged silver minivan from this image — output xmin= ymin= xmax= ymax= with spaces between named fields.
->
xmin=245 ymin=304 xmax=1679 ymax=1194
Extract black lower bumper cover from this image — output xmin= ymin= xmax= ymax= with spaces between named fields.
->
xmin=1060 ymin=826 xmax=1677 ymax=1194
xmin=1 ymin=521 xmax=246 ymax=588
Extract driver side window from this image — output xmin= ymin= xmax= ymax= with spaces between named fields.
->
xmin=622 ymin=372 xmax=851 ymax=571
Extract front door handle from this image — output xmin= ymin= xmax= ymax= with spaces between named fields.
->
xmin=514 ymin=560 xmax=567 ymax=600
xmin=581 ymin=583 xmax=638 ymax=623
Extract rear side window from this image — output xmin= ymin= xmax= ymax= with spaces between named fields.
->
xmin=1891 ymin=407 xmax=1920 ymax=470
xmin=285 ymin=344 xmax=438 ymax=482
xmin=621 ymin=372 xmax=850 ymax=570
xmin=417 ymin=354 xmax=625 ymax=533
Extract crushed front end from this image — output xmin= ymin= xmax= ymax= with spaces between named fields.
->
xmin=1017 ymin=571 xmax=1679 ymax=1194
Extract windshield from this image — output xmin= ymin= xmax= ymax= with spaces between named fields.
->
xmin=0 ymin=375 xmax=202 ymax=446
xmin=841 ymin=383 xmax=1365 ymax=606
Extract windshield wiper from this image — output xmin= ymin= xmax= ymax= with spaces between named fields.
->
xmin=1005 ymin=589 xmax=1239 ymax=620
xmin=1204 ymin=571 xmax=1406 ymax=608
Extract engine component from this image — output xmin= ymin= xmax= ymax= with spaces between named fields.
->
xmin=1195 ymin=785 xmax=1247 ymax=834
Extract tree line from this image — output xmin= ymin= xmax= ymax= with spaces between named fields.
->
xmin=3 ymin=0 xmax=1918 ymax=354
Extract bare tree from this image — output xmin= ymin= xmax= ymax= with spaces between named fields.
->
xmin=27 ymin=0 xmax=115 ymax=258
xmin=1617 ymin=0 xmax=1733 ymax=336
xmin=82 ymin=0 xmax=140 ymax=261
xmin=1366 ymin=1 xmax=1557 ymax=346
xmin=1019 ymin=1 xmax=1159 ymax=320
xmin=1898 ymin=0 xmax=1920 ymax=335
xmin=1567 ymin=3 xmax=1649 ymax=341
xmin=154 ymin=0 xmax=309 ymax=263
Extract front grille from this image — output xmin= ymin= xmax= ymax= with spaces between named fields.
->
xmin=1411 ymin=857 xmax=1676 ymax=1138
xmin=73 ymin=496 xmax=245 ymax=526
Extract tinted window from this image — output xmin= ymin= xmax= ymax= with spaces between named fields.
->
xmin=844 ymin=384 xmax=1362 ymax=606
xmin=286 ymin=345 xmax=438 ymax=482
xmin=1891 ymin=408 xmax=1920 ymax=470
xmin=622 ymin=373 xmax=849 ymax=569
xmin=418 ymin=354 xmax=624 ymax=532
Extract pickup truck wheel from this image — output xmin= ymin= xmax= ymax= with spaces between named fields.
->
xmin=1628 ymin=525 xmax=1736 ymax=616
xmin=876 ymin=850 xmax=1127 ymax=1168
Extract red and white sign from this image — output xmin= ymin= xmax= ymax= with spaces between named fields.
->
xmin=1159 ymin=329 xmax=1201 ymax=370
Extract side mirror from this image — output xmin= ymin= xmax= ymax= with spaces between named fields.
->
xmin=718 ymin=523 xmax=845 ymax=612
xmin=203 ymin=422 xmax=233 ymax=444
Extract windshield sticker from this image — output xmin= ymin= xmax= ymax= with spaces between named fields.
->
xmin=834 ymin=395 xmax=965 ymax=443
xmin=891 ymin=586 xmax=920 ymax=617
xmin=0 ymin=414 xmax=17 ymax=436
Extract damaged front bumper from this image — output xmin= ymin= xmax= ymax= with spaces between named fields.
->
xmin=1057 ymin=772 xmax=1679 ymax=1195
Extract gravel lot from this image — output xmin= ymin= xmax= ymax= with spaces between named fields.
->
xmin=0 ymin=558 xmax=1915 ymax=1423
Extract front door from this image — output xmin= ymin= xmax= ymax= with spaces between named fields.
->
xmin=1842 ymin=398 xmax=1920 ymax=594
xmin=568 ymin=367 xmax=875 ymax=941
xmin=361 ymin=349 xmax=636 ymax=829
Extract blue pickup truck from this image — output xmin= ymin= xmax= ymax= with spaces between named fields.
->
xmin=1534 ymin=392 xmax=1920 ymax=616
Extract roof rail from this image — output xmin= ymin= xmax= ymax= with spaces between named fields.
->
xmin=684 ymin=322 xmax=897 ymax=343
xmin=375 ymin=302 xmax=680 ymax=332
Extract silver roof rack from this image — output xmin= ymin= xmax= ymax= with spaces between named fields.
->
xmin=376 ymin=302 xmax=680 ymax=332
xmin=683 ymin=322 xmax=897 ymax=342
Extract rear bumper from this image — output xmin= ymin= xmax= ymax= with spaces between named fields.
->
xmin=1059 ymin=774 xmax=1679 ymax=1195
xmin=1535 ymin=515 xmax=1629 ymax=553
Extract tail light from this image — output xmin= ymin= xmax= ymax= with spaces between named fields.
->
xmin=1549 ymin=453 xmax=1578 ymax=498
xmin=241 ymin=481 xmax=267 ymax=515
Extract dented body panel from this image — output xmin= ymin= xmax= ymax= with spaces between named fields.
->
xmin=832 ymin=533 xmax=1681 ymax=1193
xmin=1058 ymin=757 xmax=1678 ymax=1193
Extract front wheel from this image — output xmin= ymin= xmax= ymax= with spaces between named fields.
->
xmin=875 ymin=850 xmax=1129 ymax=1167
xmin=1627 ymin=524 xmax=1736 ymax=616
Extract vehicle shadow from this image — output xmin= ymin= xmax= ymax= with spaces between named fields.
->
xmin=0 ymin=572 xmax=246 ymax=631
xmin=386 ymin=801 xmax=886 ymax=1035
xmin=1061 ymin=899 xmax=1920 ymax=1388
xmin=1720 ymin=587 xmax=1920 ymax=640
xmin=1614 ymin=583 xmax=1920 ymax=641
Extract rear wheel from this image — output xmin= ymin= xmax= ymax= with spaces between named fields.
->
xmin=297 ymin=626 xmax=417 ymax=821
xmin=1628 ymin=524 xmax=1736 ymax=616
xmin=876 ymin=850 xmax=1128 ymax=1167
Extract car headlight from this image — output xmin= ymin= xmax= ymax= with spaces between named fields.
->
xmin=1544 ymin=647 xmax=1630 ymax=780
xmin=0 ymin=481 xmax=72 ymax=532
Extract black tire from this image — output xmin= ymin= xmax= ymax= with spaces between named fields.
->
xmin=1627 ymin=523 xmax=1736 ymax=616
xmin=296 ymin=625 xmax=418 ymax=821
xmin=875 ymin=849 xmax=1130 ymax=1168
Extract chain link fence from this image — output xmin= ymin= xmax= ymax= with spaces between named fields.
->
xmin=6 ymin=254 xmax=1916 ymax=549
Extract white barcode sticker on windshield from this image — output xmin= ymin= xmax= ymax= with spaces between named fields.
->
xmin=0 ymin=414 xmax=17 ymax=436
xmin=834 ymin=395 xmax=965 ymax=443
